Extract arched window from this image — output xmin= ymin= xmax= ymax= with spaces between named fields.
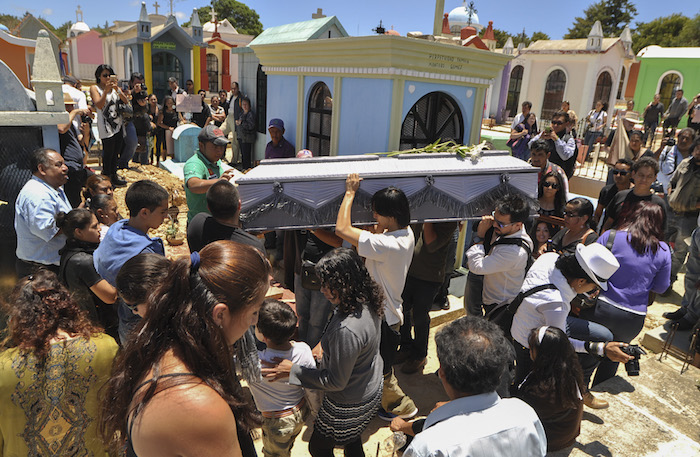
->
xmin=658 ymin=72 xmax=682 ymax=110
xmin=125 ymin=48 xmax=134 ymax=78
xmin=306 ymin=82 xmax=333 ymax=156
xmin=505 ymin=65 xmax=524 ymax=119
xmin=400 ymin=92 xmax=464 ymax=150
xmin=592 ymin=71 xmax=612 ymax=108
xmin=256 ymin=64 xmax=267 ymax=134
xmin=616 ymin=67 xmax=626 ymax=100
xmin=541 ymin=70 xmax=566 ymax=120
xmin=206 ymin=54 xmax=219 ymax=93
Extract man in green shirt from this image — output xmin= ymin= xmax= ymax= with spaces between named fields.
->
xmin=184 ymin=125 xmax=236 ymax=222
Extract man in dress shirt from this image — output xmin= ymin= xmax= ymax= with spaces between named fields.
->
xmin=663 ymin=89 xmax=689 ymax=137
xmin=467 ymin=195 xmax=533 ymax=320
xmin=14 ymin=147 xmax=72 ymax=277
xmin=403 ymin=316 xmax=546 ymax=457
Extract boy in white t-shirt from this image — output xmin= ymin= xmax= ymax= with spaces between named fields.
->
xmin=250 ymin=299 xmax=316 ymax=457
xmin=335 ymin=173 xmax=418 ymax=421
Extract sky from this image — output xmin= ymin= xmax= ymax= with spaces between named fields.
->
xmin=4 ymin=0 xmax=699 ymax=39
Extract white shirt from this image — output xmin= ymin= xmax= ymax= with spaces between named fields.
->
xmin=528 ymin=132 xmax=576 ymax=161
xmin=404 ymin=392 xmax=546 ymax=457
xmin=357 ymin=227 xmax=415 ymax=326
xmin=511 ymin=112 xmax=526 ymax=130
xmin=467 ymin=226 xmax=533 ymax=306
xmin=248 ymin=341 xmax=316 ymax=412
xmin=511 ymin=253 xmax=587 ymax=353
xmin=658 ymin=145 xmax=685 ymax=192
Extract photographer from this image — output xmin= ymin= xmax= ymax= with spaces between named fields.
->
xmin=581 ymin=202 xmax=670 ymax=386
xmin=655 ymin=128 xmax=696 ymax=193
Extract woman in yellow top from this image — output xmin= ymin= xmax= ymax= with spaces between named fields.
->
xmin=0 ymin=269 xmax=118 ymax=457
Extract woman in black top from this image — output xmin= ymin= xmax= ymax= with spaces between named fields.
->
xmin=550 ymin=197 xmax=598 ymax=254
xmin=156 ymin=95 xmax=182 ymax=161
xmin=515 ymin=326 xmax=584 ymax=451
xmin=57 ymin=208 xmax=118 ymax=337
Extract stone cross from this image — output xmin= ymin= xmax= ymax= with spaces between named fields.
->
xmin=312 ymin=8 xmax=326 ymax=19
xmin=153 ymin=1 xmax=160 ymax=15
xmin=76 ymin=5 xmax=83 ymax=22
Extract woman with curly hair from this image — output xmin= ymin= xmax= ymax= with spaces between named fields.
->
xmin=263 ymin=247 xmax=385 ymax=457
xmin=100 ymin=240 xmax=271 ymax=457
xmin=0 ymin=269 xmax=118 ymax=457
xmin=515 ymin=326 xmax=584 ymax=451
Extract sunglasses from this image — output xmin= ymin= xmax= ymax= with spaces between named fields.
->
xmin=563 ymin=211 xmax=580 ymax=218
xmin=612 ymin=169 xmax=629 ymax=176
xmin=543 ymin=181 xmax=559 ymax=189
xmin=491 ymin=211 xmax=515 ymax=228
xmin=550 ymin=120 xmax=564 ymax=125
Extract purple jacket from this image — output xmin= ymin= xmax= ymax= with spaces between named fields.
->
xmin=598 ymin=229 xmax=671 ymax=314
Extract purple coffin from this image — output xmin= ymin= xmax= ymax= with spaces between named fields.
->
xmin=235 ymin=151 xmax=539 ymax=230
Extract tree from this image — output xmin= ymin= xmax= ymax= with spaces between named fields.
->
xmin=530 ymin=31 xmax=550 ymax=42
xmin=0 ymin=14 xmax=21 ymax=30
xmin=678 ymin=14 xmax=700 ymax=47
xmin=185 ymin=0 xmax=262 ymax=36
xmin=478 ymin=28 xmax=550 ymax=49
xmin=54 ymin=21 xmax=72 ymax=41
xmin=564 ymin=0 xmax=637 ymax=39
xmin=632 ymin=14 xmax=690 ymax=53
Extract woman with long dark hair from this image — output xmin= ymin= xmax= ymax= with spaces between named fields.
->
xmin=549 ymin=197 xmax=597 ymax=254
xmin=262 ymin=247 xmax=385 ymax=457
xmin=580 ymin=202 xmax=671 ymax=385
xmin=0 ymin=269 xmax=118 ymax=457
xmin=516 ymin=326 xmax=584 ymax=451
xmin=156 ymin=95 xmax=183 ymax=161
xmin=100 ymin=240 xmax=271 ymax=457
xmin=509 ymin=112 xmax=538 ymax=161
xmin=538 ymin=171 xmax=567 ymax=219
xmin=87 ymin=193 xmax=121 ymax=240
xmin=90 ymin=64 xmax=129 ymax=187
xmin=57 ymin=208 xmax=118 ymax=337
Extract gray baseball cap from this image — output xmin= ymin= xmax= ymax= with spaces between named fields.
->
xmin=198 ymin=125 xmax=230 ymax=146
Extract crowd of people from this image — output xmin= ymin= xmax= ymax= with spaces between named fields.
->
xmin=2 ymin=70 xmax=700 ymax=457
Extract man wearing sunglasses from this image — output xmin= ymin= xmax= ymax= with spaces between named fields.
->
xmin=467 ymin=195 xmax=533 ymax=321
xmin=529 ymin=110 xmax=577 ymax=178
xmin=594 ymin=158 xmax=633 ymax=227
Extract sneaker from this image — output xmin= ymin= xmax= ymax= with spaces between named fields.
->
xmin=377 ymin=406 xmax=419 ymax=421
xmin=401 ymin=358 xmax=427 ymax=374
xmin=583 ymin=391 xmax=608 ymax=409
xmin=663 ymin=308 xmax=687 ymax=321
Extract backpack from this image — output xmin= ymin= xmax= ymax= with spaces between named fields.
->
xmin=486 ymin=283 xmax=558 ymax=339
xmin=489 ymin=237 xmax=534 ymax=273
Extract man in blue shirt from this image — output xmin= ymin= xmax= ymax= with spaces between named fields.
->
xmin=14 ymin=147 xmax=72 ymax=278
xmin=402 ymin=317 xmax=546 ymax=457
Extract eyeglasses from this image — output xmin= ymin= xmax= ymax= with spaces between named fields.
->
xmin=543 ymin=181 xmax=559 ymax=189
xmin=550 ymin=120 xmax=564 ymax=125
xmin=563 ymin=211 xmax=580 ymax=218
xmin=612 ymin=169 xmax=629 ymax=176
xmin=491 ymin=211 xmax=515 ymax=228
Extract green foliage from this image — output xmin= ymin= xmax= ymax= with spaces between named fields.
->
xmin=677 ymin=14 xmax=700 ymax=48
xmin=185 ymin=0 xmax=262 ymax=36
xmin=479 ymin=28 xmax=550 ymax=49
xmin=54 ymin=21 xmax=72 ymax=41
xmin=0 ymin=13 xmax=21 ymax=30
xmin=632 ymin=14 xmax=689 ymax=53
xmin=564 ymin=0 xmax=637 ymax=39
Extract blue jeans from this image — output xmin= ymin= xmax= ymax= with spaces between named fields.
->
xmin=578 ymin=301 xmax=645 ymax=386
xmin=400 ymin=276 xmax=442 ymax=359
xmin=294 ymin=274 xmax=334 ymax=349
xmin=119 ymin=122 xmax=137 ymax=169
xmin=565 ymin=314 xmax=613 ymax=388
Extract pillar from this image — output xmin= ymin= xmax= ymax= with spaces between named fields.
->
xmin=193 ymin=45 xmax=202 ymax=92
xmin=221 ymin=49 xmax=231 ymax=91
xmin=143 ymin=41 xmax=153 ymax=96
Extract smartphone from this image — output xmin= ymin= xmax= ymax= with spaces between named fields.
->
xmin=109 ymin=75 xmax=118 ymax=84
xmin=544 ymin=126 xmax=552 ymax=133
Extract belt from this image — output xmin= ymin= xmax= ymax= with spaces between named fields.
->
xmin=261 ymin=397 xmax=306 ymax=419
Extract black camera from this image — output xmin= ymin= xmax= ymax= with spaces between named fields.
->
xmin=621 ymin=344 xmax=646 ymax=376
xmin=665 ymin=137 xmax=676 ymax=147
xmin=133 ymin=86 xmax=148 ymax=100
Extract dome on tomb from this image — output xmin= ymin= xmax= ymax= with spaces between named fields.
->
xmin=448 ymin=4 xmax=483 ymax=33
xmin=69 ymin=21 xmax=90 ymax=37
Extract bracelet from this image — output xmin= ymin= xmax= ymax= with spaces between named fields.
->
xmin=584 ymin=341 xmax=606 ymax=357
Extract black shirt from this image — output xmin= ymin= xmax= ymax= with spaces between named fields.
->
xmin=59 ymin=241 xmax=103 ymax=322
xmin=192 ymin=102 xmax=212 ymax=128
xmin=643 ymin=102 xmax=664 ymax=124
xmin=59 ymin=123 xmax=84 ymax=170
xmin=606 ymin=189 xmax=669 ymax=234
xmin=187 ymin=213 xmax=265 ymax=254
